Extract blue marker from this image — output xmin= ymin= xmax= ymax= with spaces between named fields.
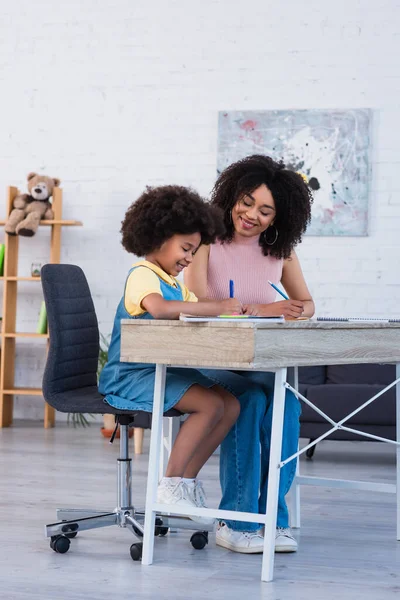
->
xmin=229 ymin=279 xmax=235 ymax=298
xmin=268 ymin=280 xmax=289 ymax=300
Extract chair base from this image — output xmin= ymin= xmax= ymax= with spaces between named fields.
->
xmin=46 ymin=507 xmax=208 ymax=537
xmin=44 ymin=422 xmax=213 ymax=560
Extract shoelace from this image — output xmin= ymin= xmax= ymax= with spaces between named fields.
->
xmin=163 ymin=480 xmax=190 ymax=501
xmin=220 ymin=523 xmax=263 ymax=541
xmin=243 ymin=531 xmax=263 ymax=540
xmin=276 ymin=527 xmax=295 ymax=540
xmin=194 ymin=481 xmax=207 ymax=508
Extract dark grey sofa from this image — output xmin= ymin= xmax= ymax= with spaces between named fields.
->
xmin=298 ymin=364 xmax=397 ymax=452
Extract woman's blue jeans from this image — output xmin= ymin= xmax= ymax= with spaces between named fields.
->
xmin=203 ymin=369 xmax=301 ymax=531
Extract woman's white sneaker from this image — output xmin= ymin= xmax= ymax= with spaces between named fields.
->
xmin=156 ymin=479 xmax=214 ymax=527
xmin=216 ymin=522 xmax=264 ymax=554
xmin=275 ymin=527 xmax=298 ymax=552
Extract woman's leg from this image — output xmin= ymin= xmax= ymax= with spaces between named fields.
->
xmin=201 ymin=369 xmax=267 ymax=532
xmin=239 ymin=371 xmax=301 ymax=528
xmin=182 ymin=385 xmax=240 ymax=478
xmin=259 ymin=384 xmax=301 ymax=527
xmin=165 ymin=384 xmax=239 ymax=478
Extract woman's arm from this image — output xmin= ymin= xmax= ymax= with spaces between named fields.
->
xmin=280 ymin=250 xmax=315 ymax=317
xmin=184 ymin=244 xmax=210 ymax=299
xmin=243 ymin=250 xmax=315 ymax=318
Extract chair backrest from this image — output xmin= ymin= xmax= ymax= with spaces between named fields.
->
xmin=41 ymin=264 xmax=100 ymax=408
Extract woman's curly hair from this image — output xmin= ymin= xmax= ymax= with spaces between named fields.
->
xmin=211 ymin=155 xmax=313 ymax=259
xmin=121 ymin=185 xmax=225 ymax=256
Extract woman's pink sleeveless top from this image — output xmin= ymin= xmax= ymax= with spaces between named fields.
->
xmin=207 ymin=235 xmax=283 ymax=304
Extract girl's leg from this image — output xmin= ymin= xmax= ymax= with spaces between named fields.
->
xmin=165 ymin=384 xmax=233 ymax=478
xmin=182 ymin=385 xmax=241 ymax=478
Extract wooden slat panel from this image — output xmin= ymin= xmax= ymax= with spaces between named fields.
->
xmin=3 ymin=388 xmax=43 ymax=396
xmin=121 ymin=321 xmax=255 ymax=369
xmin=120 ymin=319 xmax=400 ymax=371
xmin=254 ymin=326 xmax=400 ymax=368
xmin=0 ymin=219 xmax=82 ymax=226
xmin=4 ymin=333 xmax=49 ymax=339
xmin=6 ymin=277 xmax=42 ymax=281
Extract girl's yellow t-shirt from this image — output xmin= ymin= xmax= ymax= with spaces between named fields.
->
xmin=124 ymin=260 xmax=198 ymax=317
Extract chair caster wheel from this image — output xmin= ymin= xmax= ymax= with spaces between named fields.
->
xmin=130 ymin=542 xmax=143 ymax=561
xmin=155 ymin=526 xmax=169 ymax=537
xmin=50 ymin=535 xmax=71 ymax=554
xmin=61 ymin=520 xmax=78 ymax=538
xmin=190 ymin=531 xmax=208 ymax=550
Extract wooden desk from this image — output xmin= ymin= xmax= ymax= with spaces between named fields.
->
xmin=120 ymin=319 xmax=400 ymax=581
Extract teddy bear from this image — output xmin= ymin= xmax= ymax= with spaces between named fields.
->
xmin=5 ymin=172 xmax=61 ymax=237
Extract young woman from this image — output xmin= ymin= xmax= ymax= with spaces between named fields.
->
xmin=185 ymin=155 xmax=315 ymax=552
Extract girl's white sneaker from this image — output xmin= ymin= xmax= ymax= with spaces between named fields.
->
xmin=156 ymin=479 xmax=214 ymax=527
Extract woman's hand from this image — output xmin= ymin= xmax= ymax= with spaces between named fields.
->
xmin=242 ymin=303 xmax=262 ymax=316
xmin=243 ymin=300 xmax=304 ymax=318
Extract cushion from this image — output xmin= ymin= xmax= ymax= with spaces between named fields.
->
xmin=326 ymin=364 xmax=396 ymax=386
xmin=298 ymin=366 xmax=327 ymax=385
xmin=299 ymin=383 xmax=396 ymax=426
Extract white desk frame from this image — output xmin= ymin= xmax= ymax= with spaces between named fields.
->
xmin=120 ymin=319 xmax=400 ymax=582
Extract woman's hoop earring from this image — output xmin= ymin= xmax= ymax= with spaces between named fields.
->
xmin=263 ymin=225 xmax=278 ymax=245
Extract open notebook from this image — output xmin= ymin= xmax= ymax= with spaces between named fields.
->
xmin=317 ymin=317 xmax=400 ymax=323
xmin=179 ymin=314 xmax=285 ymax=323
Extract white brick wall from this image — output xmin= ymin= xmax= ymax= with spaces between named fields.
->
xmin=0 ymin=0 xmax=399 ymax=420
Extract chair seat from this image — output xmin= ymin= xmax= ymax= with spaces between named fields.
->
xmin=48 ymin=385 xmax=181 ymax=418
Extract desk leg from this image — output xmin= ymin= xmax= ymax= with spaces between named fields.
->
xmin=289 ymin=445 xmax=301 ymax=529
xmin=396 ymin=364 xmax=400 ymax=541
xmin=261 ymin=366 xmax=287 ymax=582
xmin=142 ymin=364 xmax=166 ymax=566
xmin=288 ymin=366 xmax=301 ymax=529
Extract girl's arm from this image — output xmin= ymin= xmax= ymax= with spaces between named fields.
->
xmin=184 ymin=244 xmax=210 ymax=300
xmin=142 ymin=294 xmax=241 ymax=320
xmin=243 ymin=251 xmax=315 ymax=318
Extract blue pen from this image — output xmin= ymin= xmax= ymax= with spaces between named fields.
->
xmin=229 ymin=279 xmax=235 ymax=298
xmin=268 ymin=280 xmax=289 ymax=300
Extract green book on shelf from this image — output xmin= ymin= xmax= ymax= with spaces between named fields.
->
xmin=0 ymin=243 xmax=5 ymax=276
xmin=36 ymin=301 xmax=48 ymax=334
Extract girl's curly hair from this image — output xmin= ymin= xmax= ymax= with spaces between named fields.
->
xmin=121 ymin=185 xmax=225 ymax=256
xmin=211 ymin=155 xmax=313 ymax=259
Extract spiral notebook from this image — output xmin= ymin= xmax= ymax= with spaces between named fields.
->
xmin=317 ymin=317 xmax=400 ymax=323
xmin=180 ymin=314 xmax=285 ymax=323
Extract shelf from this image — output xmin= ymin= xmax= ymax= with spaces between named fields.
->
xmin=3 ymin=387 xmax=43 ymax=396
xmin=0 ymin=219 xmax=82 ymax=226
xmin=4 ymin=333 xmax=49 ymax=339
xmin=0 ymin=185 xmax=74 ymax=428
xmin=6 ymin=277 xmax=41 ymax=281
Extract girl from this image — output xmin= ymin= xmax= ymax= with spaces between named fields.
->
xmin=99 ymin=185 xmax=242 ymax=525
xmin=185 ymin=155 xmax=315 ymax=551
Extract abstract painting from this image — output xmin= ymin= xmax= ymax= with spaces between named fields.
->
xmin=217 ymin=109 xmax=371 ymax=236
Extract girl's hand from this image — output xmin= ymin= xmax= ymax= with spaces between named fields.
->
xmin=218 ymin=298 xmax=243 ymax=315
xmin=243 ymin=300 xmax=304 ymax=319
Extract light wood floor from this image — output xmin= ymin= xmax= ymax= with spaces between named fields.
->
xmin=1 ymin=422 xmax=399 ymax=600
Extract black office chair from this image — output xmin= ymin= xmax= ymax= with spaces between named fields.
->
xmin=41 ymin=264 xmax=208 ymax=562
